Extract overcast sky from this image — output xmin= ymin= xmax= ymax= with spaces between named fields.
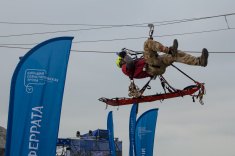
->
xmin=0 ymin=1 xmax=235 ymax=156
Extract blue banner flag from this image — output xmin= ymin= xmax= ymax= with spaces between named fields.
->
xmin=129 ymin=104 xmax=137 ymax=156
xmin=134 ymin=108 xmax=159 ymax=156
xmin=5 ymin=37 xmax=74 ymax=156
xmin=107 ymin=111 xmax=116 ymax=156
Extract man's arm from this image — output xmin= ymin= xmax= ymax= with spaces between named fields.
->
xmin=124 ymin=55 xmax=134 ymax=70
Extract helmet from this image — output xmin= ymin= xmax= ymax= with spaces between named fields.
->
xmin=116 ymin=56 xmax=123 ymax=68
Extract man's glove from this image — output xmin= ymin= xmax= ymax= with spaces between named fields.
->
xmin=169 ymin=47 xmax=178 ymax=57
xmin=119 ymin=51 xmax=127 ymax=58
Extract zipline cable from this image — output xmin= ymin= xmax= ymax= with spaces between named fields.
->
xmin=0 ymin=27 xmax=234 ymax=46
xmin=0 ymin=13 xmax=234 ymax=38
xmin=72 ymin=27 xmax=235 ymax=43
xmin=0 ymin=13 xmax=234 ymax=26
xmin=0 ymin=45 xmax=235 ymax=54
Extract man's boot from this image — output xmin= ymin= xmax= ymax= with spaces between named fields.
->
xmin=199 ymin=48 xmax=209 ymax=67
xmin=169 ymin=39 xmax=178 ymax=57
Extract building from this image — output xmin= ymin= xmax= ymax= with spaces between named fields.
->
xmin=0 ymin=126 xmax=6 ymax=156
xmin=57 ymin=129 xmax=122 ymax=156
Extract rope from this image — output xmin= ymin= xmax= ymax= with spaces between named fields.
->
xmin=170 ymin=64 xmax=196 ymax=82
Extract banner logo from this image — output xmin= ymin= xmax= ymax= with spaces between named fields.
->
xmin=138 ymin=127 xmax=152 ymax=140
xmin=24 ymin=69 xmax=58 ymax=93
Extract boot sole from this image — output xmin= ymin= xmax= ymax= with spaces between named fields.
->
xmin=173 ymin=39 xmax=178 ymax=51
xmin=202 ymin=48 xmax=209 ymax=66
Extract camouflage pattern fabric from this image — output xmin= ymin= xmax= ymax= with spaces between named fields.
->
xmin=143 ymin=39 xmax=200 ymax=76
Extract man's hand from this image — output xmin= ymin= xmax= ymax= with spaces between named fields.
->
xmin=119 ymin=51 xmax=127 ymax=58
xmin=169 ymin=47 xmax=178 ymax=57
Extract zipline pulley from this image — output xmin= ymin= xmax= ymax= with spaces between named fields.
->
xmin=148 ymin=24 xmax=154 ymax=39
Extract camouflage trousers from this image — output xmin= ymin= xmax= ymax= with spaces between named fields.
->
xmin=143 ymin=39 xmax=200 ymax=76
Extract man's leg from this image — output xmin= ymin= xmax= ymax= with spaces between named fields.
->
xmin=143 ymin=39 xmax=169 ymax=59
xmin=174 ymin=50 xmax=200 ymax=65
xmin=160 ymin=48 xmax=209 ymax=67
xmin=173 ymin=49 xmax=208 ymax=66
xmin=144 ymin=38 xmax=209 ymax=70
xmin=143 ymin=39 xmax=178 ymax=76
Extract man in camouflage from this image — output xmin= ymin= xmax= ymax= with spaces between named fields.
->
xmin=143 ymin=38 xmax=208 ymax=76
xmin=117 ymin=39 xmax=208 ymax=78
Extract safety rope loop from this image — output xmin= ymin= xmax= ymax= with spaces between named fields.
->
xmin=147 ymin=85 xmax=151 ymax=90
xmin=198 ymin=90 xmax=204 ymax=105
xmin=140 ymin=77 xmax=153 ymax=94
xmin=194 ymin=81 xmax=205 ymax=95
xmin=190 ymin=81 xmax=205 ymax=105
xmin=159 ymin=75 xmax=178 ymax=92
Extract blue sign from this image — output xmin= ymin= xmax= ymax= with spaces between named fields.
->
xmin=129 ymin=104 xmax=137 ymax=156
xmin=107 ymin=111 xmax=116 ymax=156
xmin=5 ymin=37 xmax=73 ymax=156
xmin=57 ymin=139 xmax=71 ymax=146
xmin=134 ymin=108 xmax=159 ymax=156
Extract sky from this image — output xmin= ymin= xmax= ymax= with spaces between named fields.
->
xmin=0 ymin=0 xmax=235 ymax=156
